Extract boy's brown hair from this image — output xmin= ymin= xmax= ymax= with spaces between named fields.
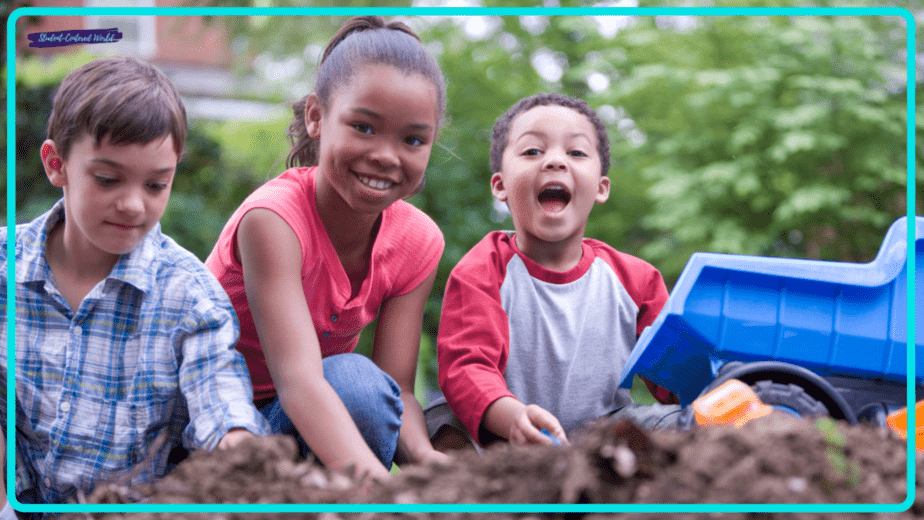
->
xmin=490 ymin=93 xmax=611 ymax=178
xmin=46 ymin=56 xmax=187 ymax=161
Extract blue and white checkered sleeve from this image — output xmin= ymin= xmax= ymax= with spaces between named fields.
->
xmin=176 ymin=275 xmax=270 ymax=451
xmin=0 ymin=227 xmax=37 ymax=497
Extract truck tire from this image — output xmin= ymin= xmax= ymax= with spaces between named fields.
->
xmin=751 ymin=380 xmax=830 ymax=418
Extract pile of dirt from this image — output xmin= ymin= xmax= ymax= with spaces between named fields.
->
xmin=74 ymin=413 xmax=922 ymax=520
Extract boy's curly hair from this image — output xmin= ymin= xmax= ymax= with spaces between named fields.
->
xmin=489 ymin=93 xmax=610 ymax=177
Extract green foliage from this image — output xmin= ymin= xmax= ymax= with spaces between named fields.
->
xmin=166 ymin=116 xmax=290 ymax=260
xmin=5 ymin=51 xmax=115 ymax=222
xmin=602 ymin=13 xmax=916 ymax=282
xmin=8 ymin=78 xmax=60 ymax=222
xmin=629 ymin=375 xmax=657 ymax=405
xmin=815 ymin=417 xmax=862 ymax=489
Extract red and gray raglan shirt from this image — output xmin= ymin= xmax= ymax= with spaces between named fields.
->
xmin=437 ymin=231 xmax=669 ymax=444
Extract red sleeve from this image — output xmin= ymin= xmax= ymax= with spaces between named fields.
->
xmin=437 ymin=233 xmax=517 ymax=443
xmin=637 ymin=266 xmax=669 ymax=334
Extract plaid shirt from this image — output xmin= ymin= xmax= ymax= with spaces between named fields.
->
xmin=0 ymin=200 xmax=269 ymax=504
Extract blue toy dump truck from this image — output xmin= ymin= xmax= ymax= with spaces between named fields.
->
xmin=620 ymin=217 xmax=923 ymax=426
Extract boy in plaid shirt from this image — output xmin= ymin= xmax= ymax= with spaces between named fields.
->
xmin=0 ymin=56 xmax=269 ymax=508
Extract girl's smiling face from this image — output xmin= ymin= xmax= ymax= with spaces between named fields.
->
xmin=308 ymin=63 xmax=439 ymax=215
xmin=491 ymin=104 xmax=610 ymax=259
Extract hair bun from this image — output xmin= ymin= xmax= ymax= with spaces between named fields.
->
xmin=322 ymin=16 xmax=387 ymax=64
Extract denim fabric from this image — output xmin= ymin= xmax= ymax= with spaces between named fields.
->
xmin=260 ymin=353 xmax=403 ymax=467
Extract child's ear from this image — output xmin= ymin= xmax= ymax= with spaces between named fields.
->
xmin=490 ymin=172 xmax=508 ymax=202
xmin=595 ymin=175 xmax=610 ymax=204
xmin=304 ymin=93 xmax=323 ymax=139
xmin=41 ymin=140 xmax=66 ymax=188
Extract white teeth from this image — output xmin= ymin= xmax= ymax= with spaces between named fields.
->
xmin=357 ymin=174 xmax=394 ymax=190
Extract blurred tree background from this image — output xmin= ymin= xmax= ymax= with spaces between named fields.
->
xmin=9 ymin=0 xmax=922 ymax=402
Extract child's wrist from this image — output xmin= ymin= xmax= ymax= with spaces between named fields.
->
xmin=399 ymin=438 xmax=437 ymax=465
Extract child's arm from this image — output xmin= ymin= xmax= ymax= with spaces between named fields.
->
xmin=437 ymin=236 xmax=551 ymax=446
xmin=483 ymin=397 xmax=568 ymax=446
xmin=371 ymin=268 xmax=449 ymax=467
xmin=177 ymin=266 xmax=270 ymax=451
xmin=238 ymin=208 xmax=391 ymax=481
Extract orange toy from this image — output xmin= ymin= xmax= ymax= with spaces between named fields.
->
xmin=886 ymin=400 xmax=924 ymax=449
xmin=693 ymin=379 xmax=774 ymax=428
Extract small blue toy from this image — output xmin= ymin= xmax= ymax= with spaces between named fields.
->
xmin=619 ymin=217 xmax=924 ymax=426
xmin=541 ymin=429 xmax=562 ymax=446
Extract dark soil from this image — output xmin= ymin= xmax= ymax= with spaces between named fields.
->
xmin=73 ymin=413 xmax=922 ymax=520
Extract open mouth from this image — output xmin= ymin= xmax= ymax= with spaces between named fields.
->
xmin=355 ymin=172 xmax=396 ymax=191
xmin=538 ymin=184 xmax=571 ymax=213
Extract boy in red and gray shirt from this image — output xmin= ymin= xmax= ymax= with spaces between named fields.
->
xmin=428 ymin=94 xmax=680 ymax=449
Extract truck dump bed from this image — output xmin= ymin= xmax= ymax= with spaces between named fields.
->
xmin=620 ymin=217 xmax=923 ymax=406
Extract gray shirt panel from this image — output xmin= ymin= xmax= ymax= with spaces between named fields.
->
xmin=500 ymin=255 xmax=640 ymax=433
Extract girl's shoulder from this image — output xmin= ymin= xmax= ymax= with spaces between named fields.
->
xmin=248 ymin=166 xmax=316 ymax=206
xmin=373 ymin=201 xmax=444 ymax=295
xmin=242 ymin=167 xmax=318 ymax=230
xmin=209 ymin=167 xmax=318 ymax=272
xmin=381 ymin=199 xmax=444 ymax=250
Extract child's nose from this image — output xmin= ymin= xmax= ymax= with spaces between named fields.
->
xmin=116 ymin=188 xmax=145 ymax=215
xmin=543 ymin=150 xmax=566 ymax=170
xmin=368 ymin=140 xmax=400 ymax=169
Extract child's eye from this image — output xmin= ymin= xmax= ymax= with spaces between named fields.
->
xmin=94 ymin=176 xmax=118 ymax=186
xmin=405 ymin=135 xmax=426 ymax=147
xmin=147 ymin=183 xmax=169 ymax=192
xmin=352 ymin=123 xmax=373 ymax=135
xmin=523 ymin=148 xmax=542 ymax=156
xmin=569 ymin=150 xmax=588 ymax=157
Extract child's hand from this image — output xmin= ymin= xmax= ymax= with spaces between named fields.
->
xmin=509 ymin=404 xmax=568 ymax=446
xmin=216 ymin=428 xmax=257 ymax=450
xmin=416 ymin=448 xmax=452 ymax=466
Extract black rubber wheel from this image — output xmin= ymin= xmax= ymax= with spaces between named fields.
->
xmin=751 ymin=380 xmax=830 ymax=418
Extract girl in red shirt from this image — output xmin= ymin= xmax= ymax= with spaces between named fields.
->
xmin=207 ymin=16 xmax=448 ymax=480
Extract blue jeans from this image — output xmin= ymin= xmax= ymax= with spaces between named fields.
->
xmin=259 ymin=353 xmax=403 ymax=467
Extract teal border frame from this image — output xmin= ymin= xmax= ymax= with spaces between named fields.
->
xmin=5 ymin=5 xmax=917 ymax=515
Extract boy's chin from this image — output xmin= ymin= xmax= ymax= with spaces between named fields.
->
xmin=515 ymin=226 xmax=579 ymax=246
xmin=99 ymin=238 xmax=146 ymax=257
